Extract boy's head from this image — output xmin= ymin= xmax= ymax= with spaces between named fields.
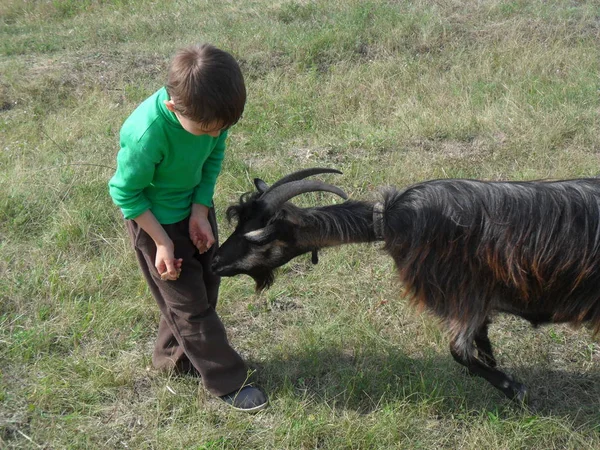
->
xmin=164 ymin=43 xmax=246 ymax=136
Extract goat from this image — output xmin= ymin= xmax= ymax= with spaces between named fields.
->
xmin=212 ymin=168 xmax=600 ymax=402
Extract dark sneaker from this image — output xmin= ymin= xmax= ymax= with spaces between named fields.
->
xmin=219 ymin=385 xmax=268 ymax=412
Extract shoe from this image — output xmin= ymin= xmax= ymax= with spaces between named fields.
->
xmin=219 ymin=385 xmax=268 ymax=412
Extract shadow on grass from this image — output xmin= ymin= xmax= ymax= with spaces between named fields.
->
xmin=513 ymin=366 xmax=600 ymax=422
xmin=247 ymin=346 xmax=600 ymax=426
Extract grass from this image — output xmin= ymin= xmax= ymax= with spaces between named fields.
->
xmin=1 ymin=0 xmax=600 ymax=448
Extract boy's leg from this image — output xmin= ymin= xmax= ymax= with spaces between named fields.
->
xmin=153 ymin=315 xmax=198 ymax=375
xmin=127 ymin=216 xmax=249 ymax=397
xmin=152 ymin=207 xmax=223 ymax=376
xmin=127 ymin=224 xmax=192 ymax=373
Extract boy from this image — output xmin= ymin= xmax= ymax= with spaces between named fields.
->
xmin=108 ymin=43 xmax=267 ymax=412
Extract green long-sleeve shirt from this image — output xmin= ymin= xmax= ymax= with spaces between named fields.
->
xmin=108 ymin=87 xmax=227 ymax=224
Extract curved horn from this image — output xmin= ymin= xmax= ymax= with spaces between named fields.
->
xmin=260 ymin=179 xmax=348 ymax=211
xmin=264 ymin=168 xmax=343 ymax=193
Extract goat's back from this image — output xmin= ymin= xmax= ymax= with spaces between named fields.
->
xmin=382 ymin=178 xmax=600 ymax=331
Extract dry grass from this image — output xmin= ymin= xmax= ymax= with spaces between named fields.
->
xmin=1 ymin=0 xmax=600 ymax=448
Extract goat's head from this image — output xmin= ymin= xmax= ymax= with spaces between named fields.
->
xmin=212 ymin=168 xmax=347 ymax=291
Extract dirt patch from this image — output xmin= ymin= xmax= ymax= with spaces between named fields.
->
xmin=0 ymin=83 xmax=15 ymax=112
xmin=238 ymin=51 xmax=290 ymax=80
xmin=267 ymin=296 xmax=301 ymax=312
xmin=23 ymin=50 xmax=167 ymax=94
xmin=288 ymin=145 xmax=390 ymax=165
xmin=408 ymin=135 xmax=507 ymax=168
xmin=0 ymin=101 xmax=13 ymax=112
xmin=0 ymin=84 xmax=14 ymax=112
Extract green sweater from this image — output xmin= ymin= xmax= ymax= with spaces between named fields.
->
xmin=108 ymin=87 xmax=227 ymax=224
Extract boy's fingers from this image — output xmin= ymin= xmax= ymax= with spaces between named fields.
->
xmin=161 ymin=268 xmax=182 ymax=280
xmin=197 ymin=234 xmax=214 ymax=253
xmin=160 ymin=272 xmax=180 ymax=280
xmin=160 ymin=259 xmax=180 ymax=280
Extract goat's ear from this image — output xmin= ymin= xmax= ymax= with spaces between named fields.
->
xmin=254 ymin=178 xmax=269 ymax=193
xmin=244 ymin=225 xmax=277 ymax=245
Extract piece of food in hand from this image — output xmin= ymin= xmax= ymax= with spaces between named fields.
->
xmin=160 ymin=269 xmax=182 ymax=280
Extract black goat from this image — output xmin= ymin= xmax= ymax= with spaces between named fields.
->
xmin=212 ymin=168 xmax=600 ymax=402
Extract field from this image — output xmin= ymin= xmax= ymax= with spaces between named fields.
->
xmin=1 ymin=0 xmax=600 ymax=448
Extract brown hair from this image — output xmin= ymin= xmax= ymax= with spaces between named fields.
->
xmin=166 ymin=43 xmax=246 ymax=128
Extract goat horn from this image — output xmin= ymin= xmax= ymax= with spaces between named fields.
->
xmin=260 ymin=179 xmax=348 ymax=211
xmin=264 ymin=168 xmax=343 ymax=193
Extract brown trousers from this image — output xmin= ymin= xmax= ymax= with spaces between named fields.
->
xmin=126 ymin=208 xmax=248 ymax=396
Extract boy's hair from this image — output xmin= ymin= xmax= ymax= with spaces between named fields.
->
xmin=166 ymin=43 xmax=246 ymax=128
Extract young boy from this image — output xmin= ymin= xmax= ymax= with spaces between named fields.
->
xmin=108 ymin=43 xmax=267 ymax=412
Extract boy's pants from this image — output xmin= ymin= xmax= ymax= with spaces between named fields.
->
xmin=126 ymin=208 xmax=249 ymax=397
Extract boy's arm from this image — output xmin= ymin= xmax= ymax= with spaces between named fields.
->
xmin=133 ymin=209 xmax=171 ymax=247
xmin=108 ymin=134 xmax=162 ymax=220
xmin=192 ymin=130 xmax=228 ymax=207
xmin=134 ymin=210 xmax=181 ymax=280
xmin=189 ymin=132 xmax=226 ymax=252
xmin=109 ymin=136 xmax=180 ymax=280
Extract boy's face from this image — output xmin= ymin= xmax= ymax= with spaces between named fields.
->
xmin=164 ymin=100 xmax=224 ymax=137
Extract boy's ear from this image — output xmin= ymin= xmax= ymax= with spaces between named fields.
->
xmin=164 ymin=100 xmax=176 ymax=112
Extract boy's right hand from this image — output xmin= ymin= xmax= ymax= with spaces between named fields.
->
xmin=155 ymin=243 xmax=183 ymax=281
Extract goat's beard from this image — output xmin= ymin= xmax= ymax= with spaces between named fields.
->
xmin=250 ymin=269 xmax=276 ymax=292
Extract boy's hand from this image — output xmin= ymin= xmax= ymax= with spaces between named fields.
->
xmin=190 ymin=204 xmax=215 ymax=254
xmin=132 ymin=210 xmax=182 ymax=281
xmin=155 ymin=242 xmax=182 ymax=280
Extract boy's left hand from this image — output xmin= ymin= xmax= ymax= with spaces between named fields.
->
xmin=190 ymin=204 xmax=215 ymax=254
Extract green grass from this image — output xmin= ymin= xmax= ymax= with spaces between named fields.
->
xmin=2 ymin=0 xmax=600 ymax=448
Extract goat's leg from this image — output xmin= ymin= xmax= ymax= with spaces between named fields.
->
xmin=450 ymin=338 xmax=528 ymax=402
xmin=473 ymin=319 xmax=496 ymax=368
